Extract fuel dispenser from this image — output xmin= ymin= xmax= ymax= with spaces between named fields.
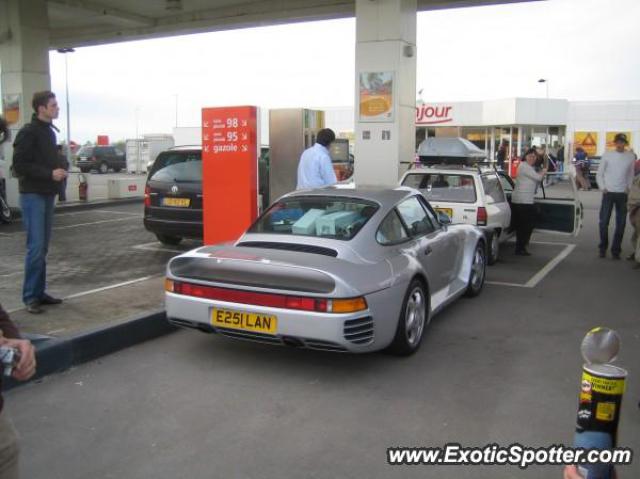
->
xmin=329 ymin=138 xmax=353 ymax=181
xmin=268 ymin=109 xmax=325 ymax=202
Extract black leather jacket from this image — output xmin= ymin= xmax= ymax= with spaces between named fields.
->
xmin=12 ymin=115 xmax=63 ymax=195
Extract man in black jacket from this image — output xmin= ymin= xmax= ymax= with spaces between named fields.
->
xmin=12 ymin=91 xmax=67 ymax=314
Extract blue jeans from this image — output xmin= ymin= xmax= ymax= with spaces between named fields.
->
xmin=598 ymin=192 xmax=628 ymax=256
xmin=19 ymin=193 xmax=55 ymax=305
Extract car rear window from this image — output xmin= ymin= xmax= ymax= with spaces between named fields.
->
xmin=149 ymin=151 xmax=202 ymax=183
xmin=77 ymin=146 xmax=94 ymax=156
xmin=402 ymin=172 xmax=477 ymax=203
xmin=249 ymin=196 xmax=379 ymax=241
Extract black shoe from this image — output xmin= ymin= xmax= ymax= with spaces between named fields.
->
xmin=515 ymin=250 xmax=531 ymax=256
xmin=26 ymin=302 xmax=44 ymax=314
xmin=40 ymin=293 xmax=63 ymax=305
xmin=612 ymin=254 xmax=621 ymax=260
xmin=599 ymin=250 xmax=606 ymax=258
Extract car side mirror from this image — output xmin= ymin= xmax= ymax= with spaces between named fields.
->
xmin=438 ymin=212 xmax=451 ymax=225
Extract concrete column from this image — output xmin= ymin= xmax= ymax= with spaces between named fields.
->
xmin=353 ymin=0 xmax=417 ymax=187
xmin=0 ymin=0 xmax=51 ymax=206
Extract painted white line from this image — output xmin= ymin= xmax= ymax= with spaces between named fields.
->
xmin=486 ymin=242 xmax=576 ymax=289
xmin=524 ymin=244 xmax=576 ymax=288
xmin=46 ymin=328 xmax=67 ymax=335
xmin=132 ymin=241 xmax=184 ymax=254
xmin=6 ymin=274 xmax=162 ymax=314
xmin=0 ymin=214 xmax=141 ymax=236
xmin=0 ymin=272 xmax=22 ymax=278
xmin=92 ymin=209 xmax=141 ymax=216
xmin=53 ymin=216 xmax=139 ymax=230
xmin=485 ymin=280 xmax=529 ymax=288
xmin=64 ymin=275 xmax=161 ymax=300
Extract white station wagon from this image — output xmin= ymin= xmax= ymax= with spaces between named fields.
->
xmin=400 ymin=138 xmax=582 ymax=263
xmin=401 ymin=164 xmax=511 ymax=264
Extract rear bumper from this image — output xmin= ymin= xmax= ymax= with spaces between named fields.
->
xmin=165 ymin=292 xmax=381 ymax=353
xmin=144 ymin=217 xmax=203 ymax=239
xmin=76 ymin=160 xmax=96 ymax=169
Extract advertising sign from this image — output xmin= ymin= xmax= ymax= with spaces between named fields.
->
xmin=416 ymin=104 xmax=454 ymax=125
xmin=359 ymin=72 xmax=394 ymax=122
xmin=605 ymin=131 xmax=632 ymax=151
xmin=202 ymin=106 xmax=258 ymax=245
xmin=573 ymin=132 xmax=598 ymax=157
xmin=2 ymin=94 xmax=20 ymax=125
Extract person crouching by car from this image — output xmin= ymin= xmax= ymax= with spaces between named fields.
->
xmin=511 ymin=148 xmax=547 ymax=256
xmin=0 ymin=302 xmax=36 ymax=478
xmin=627 ymin=168 xmax=640 ymax=268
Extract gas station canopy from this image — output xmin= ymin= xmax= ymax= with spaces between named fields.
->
xmin=47 ymin=0 xmax=537 ymax=48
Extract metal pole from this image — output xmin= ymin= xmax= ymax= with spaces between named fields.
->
xmin=174 ymin=94 xmax=178 ymax=127
xmin=63 ymin=52 xmax=72 ymax=168
xmin=135 ymin=107 xmax=140 ymax=174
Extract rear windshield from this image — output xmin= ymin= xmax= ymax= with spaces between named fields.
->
xmin=249 ymin=196 xmax=379 ymax=241
xmin=402 ymin=172 xmax=477 ymax=203
xmin=149 ymin=151 xmax=202 ymax=183
xmin=77 ymin=146 xmax=94 ymax=156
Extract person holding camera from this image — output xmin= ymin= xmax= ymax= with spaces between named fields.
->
xmin=0 ymin=303 xmax=36 ymax=478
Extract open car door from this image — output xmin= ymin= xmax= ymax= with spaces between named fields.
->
xmin=497 ymin=171 xmax=583 ymax=236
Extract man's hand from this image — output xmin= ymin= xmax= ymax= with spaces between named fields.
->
xmin=0 ymin=337 xmax=36 ymax=381
xmin=541 ymin=168 xmax=548 ymax=175
xmin=603 ymin=189 xmax=608 ymax=194
xmin=52 ymin=168 xmax=67 ymax=182
xmin=563 ymin=465 xmax=583 ymax=479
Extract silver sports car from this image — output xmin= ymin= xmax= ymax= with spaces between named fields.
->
xmin=165 ymin=186 xmax=486 ymax=355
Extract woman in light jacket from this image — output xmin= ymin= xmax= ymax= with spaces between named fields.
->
xmin=512 ymin=148 xmax=547 ymax=256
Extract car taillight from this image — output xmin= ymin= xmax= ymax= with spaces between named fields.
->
xmin=144 ymin=185 xmax=151 ymax=207
xmin=167 ymin=280 xmax=367 ymax=314
xmin=477 ymin=207 xmax=488 ymax=226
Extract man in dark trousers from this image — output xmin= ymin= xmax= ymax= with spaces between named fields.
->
xmin=0 ymin=303 xmax=37 ymax=478
xmin=596 ymin=133 xmax=636 ymax=259
xmin=12 ymin=91 xmax=67 ymax=313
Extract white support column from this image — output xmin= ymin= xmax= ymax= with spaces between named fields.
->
xmin=490 ymin=128 xmax=495 ymax=164
xmin=0 ymin=0 xmax=51 ymax=207
xmin=354 ymin=0 xmax=417 ymax=187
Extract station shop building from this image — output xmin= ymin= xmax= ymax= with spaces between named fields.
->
xmin=325 ymin=98 xmax=640 ymax=168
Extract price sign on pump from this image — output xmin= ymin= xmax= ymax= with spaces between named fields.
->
xmin=201 ymin=106 xmax=259 ymax=245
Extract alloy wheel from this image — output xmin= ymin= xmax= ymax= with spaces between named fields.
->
xmin=404 ymin=286 xmax=426 ymax=347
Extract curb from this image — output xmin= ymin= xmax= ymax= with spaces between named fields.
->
xmin=4 ymin=310 xmax=177 ymax=390
xmin=9 ymin=197 xmax=143 ymax=220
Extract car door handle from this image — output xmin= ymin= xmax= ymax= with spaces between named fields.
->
xmin=424 ymin=246 xmax=433 ymax=256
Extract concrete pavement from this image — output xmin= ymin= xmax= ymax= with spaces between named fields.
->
xmin=5 ymin=189 xmax=639 ymax=479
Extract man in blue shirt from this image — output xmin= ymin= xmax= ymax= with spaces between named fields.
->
xmin=296 ymin=128 xmax=338 ymax=189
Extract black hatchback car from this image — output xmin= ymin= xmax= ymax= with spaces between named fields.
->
xmin=144 ymin=146 xmax=270 ymax=245
xmin=143 ymin=148 xmax=203 ymax=245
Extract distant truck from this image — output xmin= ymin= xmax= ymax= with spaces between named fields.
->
xmin=126 ymin=134 xmax=174 ymax=174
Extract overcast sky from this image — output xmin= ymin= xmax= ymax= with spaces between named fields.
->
xmin=47 ymin=0 xmax=640 ymax=143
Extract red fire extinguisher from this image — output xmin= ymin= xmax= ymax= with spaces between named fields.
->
xmin=78 ymin=173 xmax=88 ymax=201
